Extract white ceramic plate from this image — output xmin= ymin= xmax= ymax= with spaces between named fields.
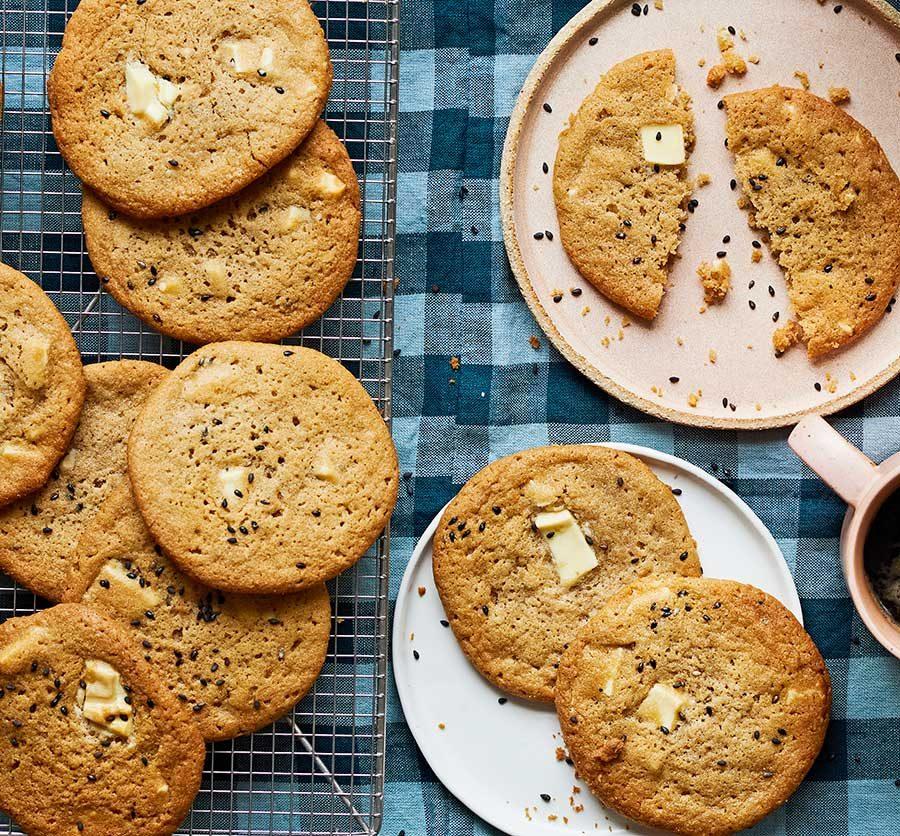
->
xmin=500 ymin=0 xmax=900 ymax=429
xmin=392 ymin=444 xmax=802 ymax=836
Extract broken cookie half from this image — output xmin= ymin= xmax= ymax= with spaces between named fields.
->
xmin=554 ymin=49 xmax=695 ymax=320
xmin=724 ymin=86 xmax=900 ymax=358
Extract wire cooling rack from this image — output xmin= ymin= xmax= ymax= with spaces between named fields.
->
xmin=0 ymin=1 xmax=398 ymax=833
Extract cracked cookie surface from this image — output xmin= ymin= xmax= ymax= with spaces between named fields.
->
xmin=0 ymin=264 xmax=85 ymax=509
xmin=556 ymin=576 xmax=830 ymax=835
xmin=49 ymin=0 xmax=331 ymax=218
xmin=432 ymin=445 xmax=700 ymax=702
xmin=83 ymin=121 xmax=359 ymax=343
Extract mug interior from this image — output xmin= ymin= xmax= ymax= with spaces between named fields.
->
xmin=848 ymin=470 xmax=900 ymax=657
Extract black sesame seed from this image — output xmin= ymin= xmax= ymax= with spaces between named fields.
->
xmin=100 ymin=108 xmax=111 ymax=118
xmin=706 ymin=706 xmax=713 ymax=716
xmin=275 ymin=86 xmax=285 ymax=94
xmin=749 ymin=300 xmax=756 ymax=310
xmin=754 ymin=730 xmax=761 ymax=739
xmin=814 ymin=382 xmax=822 ymax=392
xmin=772 ymin=694 xmax=780 ymax=703
xmin=669 ymin=376 xmax=680 ymax=383
xmin=440 ymin=619 xmax=449 ymax=628
xmin=632 ymin=257 xmax=643 ymax=265
xmin=533 ymin=231 xmax=544 ymax=240
xmin=752 ymin=240 xmax=761 ymax=249
xmin=722 ymin=397 xmax=729 ymax=408
xmin=776 ymin=157 xmax=786 ymax=166
xmin=589 ymin=36 xmax=598 ymax=45
xmin=866 ymin=293 xmax=877 ymax=302
xmin=552 ymin=294 xmax=563 ymax=303
xmin=730 ymin=179 xmax=737 ymax=190
xmin=679 ymin=551 xmax=688 ymax=561
xmin=656 ymin=131 xmax=662 ymax=141
xmin=672 ymin=487 xmax=682 ymax=496
xmin=542 ymin=162 xmax=549 ymax=174
xmin=778 ymin=727 xmax=787 ymax=736
xmin=498 ymin=697 xmax=508 ymax=705
xmin=99 ymin=579 xmax=110 ymax=589
xmin=660 ymin=726 xmax=670 ymax=735
xmin=545 ymin=230 xmax=554 ymax=241
xmin=824 ymin=263 xmax=833 ymax=273
xmin=631 ymin=2 xmax=641 ymax=15
xmin=540 ymin=793 xmax=552 ymax=802
xmin=717 ymin=251 xmax=727 ymax=258
xmin=717 ymin=759 xmax=727 ymax=766
xmin=227 ymin=537 xmax=238 ymax=544
xmin=773 ymin=311 xmax=780 ymax=323
xmin=571 ymin=287 xmax=582 ymax=297
xmin=542 ymin=102 xmax=552 ymax=113
xmin=834 ymin=3 xmax=842 ymax=12
xmin=168 ymin=159 xmax=179 ymax=167
xmin=482 ymin=605 xmax=489 ymax=616
xmin=492 ymin=505 xmax=502 ymax=515
xmin=615 ymin=231 xmax=627 ymax=240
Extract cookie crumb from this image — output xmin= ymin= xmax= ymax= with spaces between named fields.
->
xmin=751 ymin=249 xmax=763 ymax=263
xmin=581 ymin=306 xmax=591 ymax=317
xmin=773 ymin=319 xmax=803 ymax=355
xmin=706 ymin=63 xmax=727 ymax=88
xmin=556 ymin=746 xmax=568 ymax=761
xmin=697 ymin=258 xmax=732 ymax=304
xmin=794 ymin=70 xmax=811 ymax=90
xmin=654 ymin=0 xmax=664 ymax=8
xmin=449 ymin=356 xmax=460 ymax=371
xmin=722 ymin=49 xmax=747 ymax=76
xmin=688 ymin=391 xmax=701 ymax=408
xmin=698 ymin=57 xmax=707 ymax=68
xmin=696 ymin=172 xmax=712 ymax=187
xmin=708 ymin=349 xmax=717 ymax=364
xmin=529 ymin=335 xmax=541 ymax=350
xmin=828 ymin=86 xmax=850 ymax=105
xmin=417 ymin=586 xmax=426 ymax=597
xmin=748 ymin=54 xmax=760 ymax=64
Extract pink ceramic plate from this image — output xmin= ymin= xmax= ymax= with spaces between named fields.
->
xmin=501 ymin=0 xmax=900 ymax=429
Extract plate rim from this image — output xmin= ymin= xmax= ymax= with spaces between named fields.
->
xmin=499 ymin=0 xmax=900 ymax=431
xmin=392 ymin=442 xmax=802 ymax=836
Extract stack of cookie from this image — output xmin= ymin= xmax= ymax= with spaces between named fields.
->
xmin=434 ymin=445 xmax=830 ymax=834
xmin=49 ymin=0 xmax=360 ymax=345
xmin=0 ymin=2 xmax=400 ymax=833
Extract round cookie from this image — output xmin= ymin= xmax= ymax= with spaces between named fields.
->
xmin=556 ymin=577 xmax=830 ymax=835
xmin=65 ymin=479 xmax=332 ymax=740
xmin=48 ymin=0 xmax=332 ymax=218
xmin=82 ymin=121 xmax=360 ymax=344
xmin=432 ymin=445 xmax=701 ymax=702
xmin=0 ymin=360 xmax=167 ymax=601
xmin=554 ymin=49 xmax=695 ymax=320
xmin=0 ymin=604 xmax=205 ymax=836
xmin=128 ymin=342 xmax=398 ymax=593
xmin=0 ymin=264 xmax=85 ymax=509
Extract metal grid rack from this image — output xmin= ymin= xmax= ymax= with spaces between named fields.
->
xmin=0 ymin=1 xmax=398 ymax=833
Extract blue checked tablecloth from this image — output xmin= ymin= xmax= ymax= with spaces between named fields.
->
xmin=384 ymin=1 xmax=900 ymax=834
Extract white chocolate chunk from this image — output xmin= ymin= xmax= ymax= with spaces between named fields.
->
xmin=0 ymin=441 xmax=37 ymax=464
xmin=280 ymin=205 xmax=312 ymax=232
xmin=125 ymin=61 xmax=180 ymax=130
xmin=203 ymin=260 xmax=230 ymax=297
xmin=626 ymin=586 xmax=672 ymax=614
xmin=312 ymin=447 xmax=339 ymax=482
xmin=316 ymin=171 xmax=346 ymax=198
xmin=57 ymin=447 xmax=78 ymax=475
xmin=259 ymin=47 xmax=275 ymax=77
xmin=155 ymin=275 xmax=183 ymax=296
xmin=525 ymin=479 xmax=559 ymax=509
xmin=77 ymin=659 xmax=133 ymax=738
xmin=534 ymin=509 xmax=598 ymax=588
xmin=221 ymin=39 xmax=276 ymax=79
xmin=637 ymin=683 xmax=689 ymax=730
xmin=182 ymin=363 xmax=245 ymax=401
xmin=640 ymin=124 xmax=685 ymax=166
xmin=92 ymin=562 xmax=161 ymax=610
xmin=19 ymin=335 xmax=50 ymax=388
xmin=0 ymin=627 xmax=49 ymax=671
xmin=219 ymin=466 xmax=249 ymax=501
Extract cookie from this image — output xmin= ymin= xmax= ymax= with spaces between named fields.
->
xmin=0 ymin=603 xmax=205 ymax=836
xmin=128 ymin=342 xmax=398 ymax=593
xmin=724 ymin=86 xmax=900 ymax=357
xmin=554 ymin=50 xmax=695 ymax=320
xmin=432 ymin=445 xmax=700 ymax=702
xmin=556 ymin=577 xmax=830 ymax=835
xmin=82 ymin=121 xmax=360 ymax=344
xmin=64 ymin=479 xmax=331 ymax=740
xmin=0 ymin=264 xmax=86 ymax=509
xmin=0 ymin=360 xmax=167 ymax=601
xmin=48 ymin=0 xmax=332 ymax=218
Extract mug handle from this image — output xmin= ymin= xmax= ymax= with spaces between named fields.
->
xmin=788 ymin=415 xmax=878 ymax=507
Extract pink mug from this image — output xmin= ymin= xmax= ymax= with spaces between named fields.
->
xmin=789 ymin=415 xmax=900 ymax=659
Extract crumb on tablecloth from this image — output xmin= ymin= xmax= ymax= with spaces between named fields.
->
xmin=696 ymin=172 xmax=712 ymax=187
xmin=709 ymin=348 xmax=717 ymax=364
xmin=688 ymin=390 xmax=701 ymax=408
xmin=697 ymin=258 xmax=732 ymax=304
xmin=450 ymin=356 xmax=460 ymax=371
xmin=751 ymin=249 xmax=763 ymax=263
xmin=529 ymin=335 xmax=541 ymax=350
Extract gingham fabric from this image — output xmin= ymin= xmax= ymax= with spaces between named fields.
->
xmin=384 ymin=1 xmax=900 ymax=833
